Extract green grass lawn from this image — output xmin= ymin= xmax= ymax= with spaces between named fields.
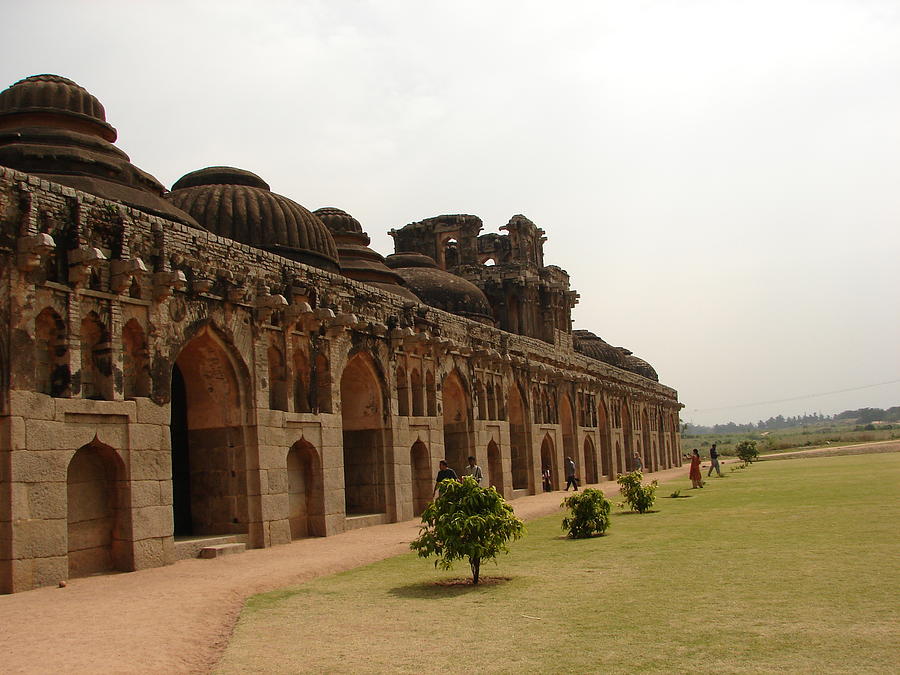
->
xmin=217 ymin=453 xmax=900 ymax=674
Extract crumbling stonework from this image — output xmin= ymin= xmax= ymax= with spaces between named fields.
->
xmin=0 ymin=75 xmax=682 ymax=593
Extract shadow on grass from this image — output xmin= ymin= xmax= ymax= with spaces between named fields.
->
xmin=388 ymin=576 xmax=513 ymax=599
xmin=613 ymin=510 xmax=660 ymax=515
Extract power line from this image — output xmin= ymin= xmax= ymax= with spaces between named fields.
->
xmin=688 ymin=378 xmax=900 ymax=413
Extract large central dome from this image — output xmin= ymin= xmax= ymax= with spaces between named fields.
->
xmin=167 ymin=167 xmax=339 ymax=273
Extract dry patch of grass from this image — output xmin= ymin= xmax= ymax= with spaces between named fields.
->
xmin=217 ymin=452 xmax=900 ymax=674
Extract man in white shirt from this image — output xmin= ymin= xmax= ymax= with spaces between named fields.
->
xmin=464 ymin=455 xmax=483 ymax=485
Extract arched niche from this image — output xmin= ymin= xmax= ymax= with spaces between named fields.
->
xmin=67 ymin=440 xmax=130 ymax=577
xmin=487 ymin=439 xmax=503 ymax=492
xmin=122 ymin=318 xmax=150 ymax=398
xmin=540 ymin=433 xmax=559 ymax=491
xmin=583 ymin=436 xmax=598 ymax=485
xmin=287 ymin=438 xmax=325 ymax=538
xmin=560 ymin=394 xmax=576 ymax=477
xmin=340 ymin=351 xmax=389 ymax=516
xmin=34 ymin=307 xmax=69 ymax=397
xmin=410 ymin=440 xmax=432 ymax=516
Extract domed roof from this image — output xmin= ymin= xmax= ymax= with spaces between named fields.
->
xmin=623 ymin=353 xmax=659 ymax=381
xmin=572 ymin=330 xmax=628 ymax=368
xmin=0 ymin=74 xmax=198 ymax=227
xmin=315 ymin=206 xmax=363 ymax=235
xmin=0 ymin=74 xmax=116 ymax=141
xmin=386 ymin=252 xmax=495 ymax=324
xmin=313 ymin=207 xmax=419 ymax=302
xmin=167 ymin=167 xmax=339 ymax=273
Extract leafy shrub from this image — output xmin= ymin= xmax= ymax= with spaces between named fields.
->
xmin=735 ymin=439 xmax=759 ymax=464
xmin=410 ymin=476 xmax=525 ymax=584
xmin=561 ymin=488 xmax=612 ymax=538
xmin=616 ymin=471 xmax=658 ymax=514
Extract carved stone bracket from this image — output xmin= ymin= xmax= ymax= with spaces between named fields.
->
xmin=255 ymin=291 xmax=288 ymax=323
xmin=17 ymin=233 xmax=55 ymax=272
xmin=110 ymin=257 xmax=148 ymax=294
xmin=68 ymin=246 xmax=107 ymax=286
xmin=153 ymin=270 xmax=187 ymax=302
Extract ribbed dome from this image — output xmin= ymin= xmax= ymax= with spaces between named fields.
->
xmin=386 ymin=252 xmax=495 ymax=324
xmin=0 ymin=74 xmax=198 ymax=227
xmin=167 ymin=167 xmax=339 ymax=273
xmin=623 ymin=353 xmax=659 ymax=381
xmin=315 ymin=206 xmax=363 ymax=234
xmin=0 ymin=74 xmax=116 ymax=141
xmin=313 ymin=207 xmax=419 ymax=302
xmin=572 ymin=330 xmax=628 ymax=368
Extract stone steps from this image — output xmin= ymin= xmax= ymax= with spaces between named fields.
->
xmin=344 ymin=513 xmax=387 ymax=531
xmin=199 ymin=543 xmax=246 ymax=559
xmin=173 ymin=534 xmax=249 ymax=561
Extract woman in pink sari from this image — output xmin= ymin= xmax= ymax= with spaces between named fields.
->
xmin=689 ymin=448 xmax=703 ymax=488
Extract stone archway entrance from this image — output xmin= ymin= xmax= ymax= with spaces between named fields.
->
xmin=410 ymin=440 xmax=431 ymax=516
xmin=287 ymin=439 xmax=325 ymax=538
xmin=487 ymin=439 xmax=503 ymax=491
xmin=442 ymin=369 xmax=473 ymax=477
xmin=597 ymin=400 xmax=613 ymax=479
xmin=508 ymin=382 xmax=530 ymax=490
xmin=540 ymin=434 xmax=559 ymax=490
xmin=583 ymin=436 xmax=598 ymax=484
xmin=560 ymin=394 xmax=577 ymax=480
xmin=340 ymin=352 xmax=389 ymax=516
xmin=67 ymin=441 xmax=129 ymax=577
xmin=170 ymin=328 xmax=250 ymax=537
xmin=621 ymin=402 xmax=633 ymax=473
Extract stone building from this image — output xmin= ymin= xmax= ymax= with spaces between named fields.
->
xmin=0 ymin=74 xmax=682 ymax=593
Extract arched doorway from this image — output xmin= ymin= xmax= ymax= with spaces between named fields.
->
xmin=442 ymin=369 xmax=473 ymax=477
xmin=67 ymin=441 xmax=128 ymax=577
xmin=642 ymin=409 xmax=652 ymax=472
xmin=287 ymin=439 xmax=324 ymax=538
xmin=540 ymin=434 xmax=559 ymax=490
xmin=583 ymin=436 xmax=598 ymax=484
xmin=170 ymin=327 xmax=250 ymax=537
xmin=597 ymin=400 xmax=613 ymax=479
xmin=487 ymin=439 xmax=503 ymax=491
xmin=508 ymin=382 xmax=530 ymax=490
xmin=621 ymin=402 xmax=633 ymax=473
xmin=560 ymin=394 xmax=577 ymax=480
xmin=340 ymin=352 xmax=389 ymax=516
xmin=410 ymin=440 xmax=432 ymax=516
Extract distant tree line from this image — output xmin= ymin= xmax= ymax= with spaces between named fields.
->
xmin=684 ymin=406 xmax=900 ymax=435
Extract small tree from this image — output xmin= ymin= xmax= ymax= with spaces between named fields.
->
xmin=410 ymin=476 xmax=525 ymax=584
xmin=616 ymin=471 xmax=658 ymax=514
xmin=562 ymin=488 xmax=612 ymax=538
xmin=735 ymin=439 xmax=759 ymax=464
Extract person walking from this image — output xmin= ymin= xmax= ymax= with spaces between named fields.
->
xmin=564 ymin=456 xmax=579 ymax=491
xmin=464 ymin=456 xmax=483 ymax=485
xmin=707 ymin=443 xmax=723 ymax=477
xmin=632 ymin=451 xmax=643 ymax=473
xmin=433 ymin=459 xmax=458 ymax=498
xmin=689 ymin=448 xmax=703 ymax=488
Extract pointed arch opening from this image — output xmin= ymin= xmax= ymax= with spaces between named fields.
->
xmin=597 ymin=399 xmax=613 ymax=479
xmin=487 ymin=439 xmax=503 ymax=492
xmin=621 ymin=402 xmax=633 ymax=473
xmin=34 ymin=307 xmax=69 ymax=397
xmin=476 ymin=380 xmax=487 ymax=420
xmin=292 ymin=341 xmax=311 ymax=413
xmin=80 ymin=311 xmax=113 ymax=400
xmin=410 ymin=367 xmax=424 ymax=416
xmin=268 ymin=339 xmax=288 ymax=411
xmin=487 ymin=381 xmax=497 ymax=420
xmin=287 ymin=439 xmax=325 ymax=538
xmin=340 ymin=352 xmax=389 ymax=516
xmin=508 ymin=382 xmax=530 ymax=490
xmin=410 ymin=440 xmax=432 ymax=516
xmin=540 ymin=433 xmax=559 ymax=491
xmin=425 ymin=369 xmax=436 ymax=416
xmin=314 ymin=349 xmax=332 ymax=413
xmin=67 ymin=441 xmax=130 ymax=577
xmin=560 ymin=394 xmax=576 ymax=479
xmin=396 ymin=365 xmax=409 ymax=417
xmin=442 ymin=369 xmax=473 ymax=477
xmin=170 ymin=326 xmax=250 ymax=537
xmin=583 ymin=436 xmax=598 ymax=485
xmin=122 ymin=318 xmax=150 ymax=398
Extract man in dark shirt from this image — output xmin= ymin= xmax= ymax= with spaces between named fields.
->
xmin=708 ymin=443 xmax=723 ymax=477
xmin=433 ymin=459 xmax=458 ymax=497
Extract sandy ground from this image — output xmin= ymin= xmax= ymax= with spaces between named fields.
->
xmin=1 ymin=444 xmax=895 ymax=674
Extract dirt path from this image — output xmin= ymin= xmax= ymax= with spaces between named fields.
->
xmin=0 ymin=445 xmax=890 ymax=674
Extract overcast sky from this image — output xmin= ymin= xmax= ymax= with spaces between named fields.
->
xmin=4 ymin=0 xmax=899 ymax=425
